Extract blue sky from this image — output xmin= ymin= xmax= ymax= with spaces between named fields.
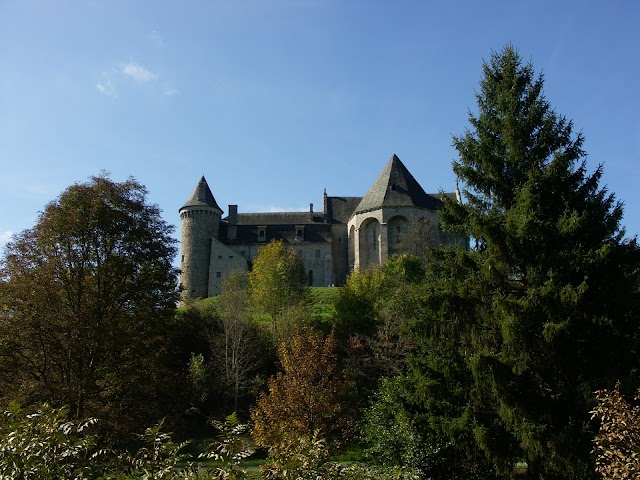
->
xmin=1 ymin=0 xmax=639 ymax=257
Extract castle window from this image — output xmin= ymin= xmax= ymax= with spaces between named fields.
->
xmin=315 ymin=249 xmax=321 ymax=258
xmin=181 ymin=255 xmax=184 ymax=263
xmin=298 ymin=249 xmax=303 ymax=256
xmin=229 ymin=255 xmax=233 ymax=259
xmin=390 ymin=184 xmax=397 ymax=191
xmin=216 ymin=272 xmax=221 ymax=278
xmin=258 ymin=227 xmax=266 ymax=241
xmin=240 ymin=250 xmax=246 ymax=257
xmin=338 ymin=237 xmax=341 ymax=243
xmin=297 ymin=229 xmax=303 ymax=238
xmin=218 ymin=255 xmax=223 ymax=259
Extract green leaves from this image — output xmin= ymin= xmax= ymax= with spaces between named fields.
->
xmin=0 ymin=173 xmax=181 ymax=439
xmin=248 ymin=240 xmax=308 ymax=336
xmin=0 ymin=403 xmax=99 ymax=480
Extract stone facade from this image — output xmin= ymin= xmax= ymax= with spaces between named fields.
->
xmin=179 ymin=154 xmax=462 ymax=298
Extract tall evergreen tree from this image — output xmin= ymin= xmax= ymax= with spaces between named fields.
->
xmin=407 ymin=46 xmax=640 ymax=479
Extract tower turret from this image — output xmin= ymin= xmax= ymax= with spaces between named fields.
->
xmin=179 ymin=176 xmax=223 ymax=299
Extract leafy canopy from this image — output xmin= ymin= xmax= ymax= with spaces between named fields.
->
xmin=0 ymin=174 xmax=180 ymax=438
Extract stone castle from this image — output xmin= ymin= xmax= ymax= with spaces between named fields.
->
xmin=179 ymin=154 xmax=461 ymax=298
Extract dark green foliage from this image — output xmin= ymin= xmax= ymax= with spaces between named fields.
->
xmin=360 ymin=377 xmax=424 ymax=470
xmin=406 ymin=46 xmax=640 ymax=478
xmin=333 ymin=255 xmax=423 ymax=404
xmin=176 ymin=295 xmax=275 ymax=421
xmin=0 ymin=174 xmax=182 ymax=441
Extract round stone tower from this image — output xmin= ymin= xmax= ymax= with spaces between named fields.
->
xmin=179 ymin=176 xmax=222 ymax=299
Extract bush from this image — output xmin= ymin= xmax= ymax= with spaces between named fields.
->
xmin=0 ymin=403 xmax=99 ymax=480
xmin=591 ymin=382 xmax=640 ymax=480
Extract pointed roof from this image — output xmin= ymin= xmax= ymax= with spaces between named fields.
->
xmin=180 ymin=176 xmax=222 ymax=212
xmin=353 ymin=154 xmax=442 ymax=214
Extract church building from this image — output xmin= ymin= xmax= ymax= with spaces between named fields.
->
xmin=179 ymin=154 xmax=461 ymax=299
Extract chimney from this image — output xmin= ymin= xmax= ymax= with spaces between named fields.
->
xmin=323 ymin=188 xmax=328 ymax=223
xmin=227 ymin=205 xmax=238 ymax=241
xmin=309 ymin=203 xmax=314 ymax=222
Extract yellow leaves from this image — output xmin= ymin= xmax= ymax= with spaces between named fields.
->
xmin=251 ymin=332 xmax=350 ymax=452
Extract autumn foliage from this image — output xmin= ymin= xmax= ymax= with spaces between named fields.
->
xmin=251 ymin=331 xmax=352 ymax=453
xmin=591 ymin=383 xmax=640 ymax=480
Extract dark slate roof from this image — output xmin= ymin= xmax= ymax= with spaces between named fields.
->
xmin=353 ymin=154 xmax=443 ymax=214
xmin=326 ymin=196 xmax=362 ymax=224
xmin=235 ymin=212 xmax=322 ymax=225
xmin=181 ymin=176 xmax=222 ymax=212
xmin=220 ymin=222 xmax=331 ymax=245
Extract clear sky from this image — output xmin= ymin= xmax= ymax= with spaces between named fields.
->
xmin=1 ymin=0 xmax=639 ymax=258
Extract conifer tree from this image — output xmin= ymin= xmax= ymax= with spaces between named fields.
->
xmin=407 ymin=46 xmax=640 ymax=479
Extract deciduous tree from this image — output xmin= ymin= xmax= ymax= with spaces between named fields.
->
xmin=251 ymin=332 xmax=352 ymax=455
xmin=0 ymin=174 xmax=179 ymax=436
xmin=248 ymin=240 xmax=307 ymax=336
xmin=216 ymin=270 xmax=270 ymax=412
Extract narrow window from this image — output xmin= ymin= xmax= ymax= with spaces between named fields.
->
xmin=308 ymin=270 xmax=314 ymax=286
xmin=240 ymin=250 xmax=246 ymax=257
xmin=259 ymin=229 xmax=265 ymax=238
xmin=315 ymin=249 xmax=321 ymax=258
xmin=297 ymin=229 xmax=303 ymax=237
xmin=181 ymin=255 xmax=184 ymax=263
xmin=216 ymin=272 xmax=222 ymax=278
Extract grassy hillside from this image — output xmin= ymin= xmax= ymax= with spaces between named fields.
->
xmin=309 ymin=286 xmax=340 ymax=323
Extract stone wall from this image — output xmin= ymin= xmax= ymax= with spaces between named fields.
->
xmin=179 ymin=208 xmax=219 ymax=299
xmin=207 ymin=238 xmax=250 ymax=296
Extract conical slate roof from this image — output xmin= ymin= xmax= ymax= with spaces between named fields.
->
xmin=180 ymin=176 xmax=222 ymax=212
xmin=353 ymin=154 xmax=441 ymax=214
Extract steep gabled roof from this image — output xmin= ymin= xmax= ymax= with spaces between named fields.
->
xmin=353 ymin=154 xmax=442 ymax=214
xmin=326 ymin=196 xmax=363 ymax=224
xmin=180 ymin=176 xmax=222 ymax=212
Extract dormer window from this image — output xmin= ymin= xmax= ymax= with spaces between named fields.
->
xmin=295 ymin=225 xmax=305 ymax=241
xmin=258 ymin=226 xmax=267 ymax=242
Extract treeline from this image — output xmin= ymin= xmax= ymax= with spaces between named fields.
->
xmin=1 ymin=45 xmax=640 ymax=479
